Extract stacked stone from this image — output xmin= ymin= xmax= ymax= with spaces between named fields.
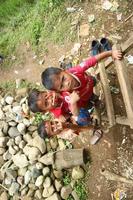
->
xmin=0 ymin=92 xmax=85 ymax=200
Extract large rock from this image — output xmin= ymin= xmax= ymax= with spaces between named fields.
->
xmin=23 ymin=145 xmax=41 ymax=161
xmin=12 ymin=153 xmax=29 ymax=168
xmin=61 ymin=185 xmax=72 ymax=199
xmin=38 ymin=152 xmax=54 ymax=165
xmin=28 ymin=135 xmax=46 ymax=154
xmin=45 ymin=193 xmax=61 ymax=200
xmin=8 ymin=127 xmax=21 ymax=137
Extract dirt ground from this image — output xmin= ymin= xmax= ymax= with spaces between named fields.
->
xmin=0 ymin=0 xmax=133 ymax=199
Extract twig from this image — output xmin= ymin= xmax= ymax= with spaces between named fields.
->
xmin=101 ymin=28 xmax=112 ymax=35
xmin=0 ymin=184 xmax=8 ymax=191
xmin=125 ymin=13 xmax=133 ymax=22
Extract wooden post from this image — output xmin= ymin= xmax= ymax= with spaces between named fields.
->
xmin=99 ymin=62 xmax=115 ymax=126
xmin=113 ymin=44 xmax=133 ymax=129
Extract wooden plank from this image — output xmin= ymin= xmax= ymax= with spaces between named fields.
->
xmin=96 ymin=34 xmax=133 ymax=74
xmin=99 ymin=62 xmax=116 ymax=126
xmin=113 ymin=44 xmax=133 ymax=129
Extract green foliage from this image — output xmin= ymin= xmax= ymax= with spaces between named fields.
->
xmin=0 ymin=0 xmax=76 ymax=62
xmin=67 ymin=195 xmax=74 ymax=200
xmin=63 ymin=171 xmax=71 ymax=186
xmin=74 ymin=180 xmax=87 ymax=200
xmin=34 ymin=112 xmax=52 ymax=124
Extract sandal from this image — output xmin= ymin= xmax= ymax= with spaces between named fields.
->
xmin=90 ymin=129 xmax=103 ymax=145
xmin=100 ymin=37 xmax=112 ymax=51
xmin=91 ymin=40 xmax=102 ymax=56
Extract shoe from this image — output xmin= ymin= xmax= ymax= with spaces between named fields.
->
xmin=100 ymin=37 xmax=112 ymax=51
xmin=91 ymin=40 xmax=102 ymax=56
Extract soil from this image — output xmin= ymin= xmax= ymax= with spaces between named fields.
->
xmin=0 ymin=0 xmax=133 ymax=199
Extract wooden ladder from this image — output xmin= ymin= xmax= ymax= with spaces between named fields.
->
xmin=97 ymin=34 xmax=133 ymax=129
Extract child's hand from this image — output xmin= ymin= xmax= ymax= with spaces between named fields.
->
xmin=58 ymin=115 xmax=66 ymax=123
xmin=70 ymin=91 xmax=80 ymax=104
xmin=112 ymin=50 xmax=122 ymax=60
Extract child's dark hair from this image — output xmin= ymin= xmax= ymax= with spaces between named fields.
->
xmin=41 ymin=67 xmax=62 ymax=90
xmin=28 ymin=89 xmax=41 ymax=113
xmin=38 ymin=121 xmax=48 ymax=139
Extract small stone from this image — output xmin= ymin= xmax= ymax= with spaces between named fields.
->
xmin=8 ymin=127 xmax=21 ymax=137
xmin=14 ymin=145 xmax=19 ymax=151
xmin=17 ymin=123 xmax=26 ymax=133
xmin=24 ymin=170 xmax=32 ymax=185
xmin=22 ymin=104 xmax=29 ymax=115
xmin=21 ymin=186 xmax=29 ymax=196
xmin=9 ymin=146 xmax=16 ymax=155
xmin=0 ymin=137 xmax=8 ymax=147
xmin=0 ymin=130 xmax=4 ymax=137
xmin=38 ymin=152 xmax=54 ymax=165
xmin=15 ymin=136 xmax=22 ymax=145
xmin=28 ymin=126 xmax=37 ymax=132
xmin=19 ymin=140 xmax=26 ymax=149
xmin=23 ymin=118 xmax=30 ymax=127
xmin=36 ymin=162 xmax=44 ymax=170
xmin=23 ymin=146 xmax=41 ymax=161
xmin=54 ymin=179 xmax=62 ymax=192
xmin=43 ymin=177 xmax=51 ymax=188
xmin=42 ymin=185 xmax=55 ymax=198
xmin=6 ymin=168 xmax=17 ymax=179
xmin=45 ymin=193 xmax=61 ymax=200
xmin=4 ymin=176 xmax=13 ymax=185
xmin=53 ymin=170 xmax=63 ymax=179
xmin=27 ymin=188 xmax=35 ymax=197
xmin=5 ymin=96 xmax=14 ymax=105
xmin=3 ymin=150 xmax=12 ymax=160
xmin=18 ymin=167 xmax=27 ymax=176
xmin=88 ymin=14 xmax=95 ymax=23
xmin=71 ymin=190 xmax=80 ymax=200
xmin=7 ymin=138 xmax=15 ymax=146
xmin=0 ymin=191 xmax=8 ymax=200
xmin=12 ymin=153 xmax=29 ymax=168
xmin=58 ymin=139 xmax=66 ymax=150
xmin=9 ymin=182 xmax=20 ymax=196
xmin=17 ymin=176 xmax=24 ymax=186
xmin=0 ymin=147 xmax=6 ymax=155
xmin=8 ymin=121 xmax=17 ymax=127
xmin=28 ymin=135 xmax=46 ymax=154
xmin=72 ymin=166 xmax=85 ymax=180
xmin=42 ymin=167 xmax=50 ymax=176
xmin=0 ymin=109 xmax=5 ymax=119
xmin=23 ymin=134 xmax=32 ymax=142
xmin=12 ymin=105 xmax=22 ymax=114
xmin=50 ymin=137 xmax=58 ymax=150
xmin=61 ymin=185 xmax=72 ymax=199
xmin=35 ymin=175 xmax=44 ymax=187
xmin=35 ymin=189 xmax=42 ymax=199
xmin=2 ymin=122 xmax=9 ymax=134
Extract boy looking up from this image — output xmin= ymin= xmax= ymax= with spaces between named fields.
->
xmin=41 ymin=50 xmax=122 ymax=108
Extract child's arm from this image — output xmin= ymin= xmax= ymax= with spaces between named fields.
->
xmin=95 ymin=50 xmax=122 ymax=61
xmin=69 ymin=91 xmax=80 ymax=116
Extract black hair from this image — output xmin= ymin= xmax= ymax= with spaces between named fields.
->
xmin=41 ymin=67 xmax=62 ymax=90
xmin=38 ymin=121 xmax=48 ymax=139
xmin=28 ymin=89 xmax=42 ymax=113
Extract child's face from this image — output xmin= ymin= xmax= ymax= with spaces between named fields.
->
xmin=50 ymin=71 xmax=78 ymax=92
xmin=44 ymin=120 xmax=63 ymax=136
xmin=37 ymin=92 xmax=60 ymax=112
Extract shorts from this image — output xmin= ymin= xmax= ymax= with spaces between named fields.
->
xmin=77 ymin=108 xmax=91 ymax=126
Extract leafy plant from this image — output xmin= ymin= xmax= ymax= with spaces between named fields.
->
xmin=63 ymin=171 xmax=71 ymax=186
xmin=74 ymin=180 xmax=87 ymax=200
xmin=34 ymin=112 xmax=53 ymax=124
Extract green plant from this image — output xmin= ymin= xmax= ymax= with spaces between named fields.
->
xmin=63 ymin=171 xmax=71 ymax=186
xmin=74 ymin=180 xmax=87 ymax=200
xmin=34 ymin=112 xmax=53 ymax=124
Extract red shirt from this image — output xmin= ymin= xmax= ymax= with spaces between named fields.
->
xmin=68 ymin=56 xmax=97 ymax=107
xmin=50 ymin=56 xmax=97 ymax=117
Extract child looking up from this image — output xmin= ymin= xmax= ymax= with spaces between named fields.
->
xmin=41 ymin=50 xmax=122 ymax=108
